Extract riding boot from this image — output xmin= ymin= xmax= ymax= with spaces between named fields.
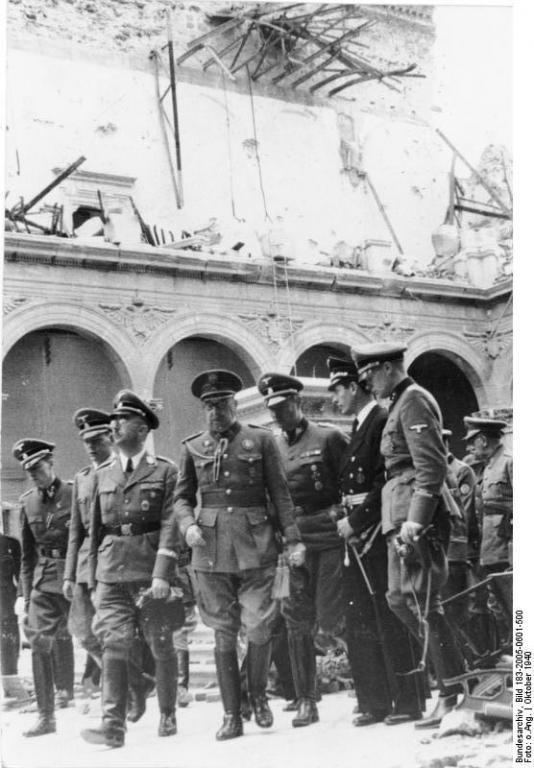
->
xmin=156 ymin=656 xmax=178 ymax=736
xmin=52 ymin=631 xmax=74 ymax=708
xmin=214 ymin=649 xmax=243 ymax=741
xmin=239 ymin=651 xmax=252 ymax=721
xmin=81 ymin=654 xmax=127 ymax=748
xmin=272 ymin=622 xmax=296 ymax=701
xmin=288 ymin=633 xmax=319 ymax=728
xmin=127 ymin=654 xmax=147 ymax=723
xmin=177 ymin=650 xmax=193 ymax=708
xmin=23 ymin=652 xmax=56 ymax=737
xmin=247 ymin=641 xmax=273 ymax=728
xmin=427 ymin=612 xmax=464 ymax=695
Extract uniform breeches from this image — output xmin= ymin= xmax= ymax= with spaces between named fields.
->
xmin=173 ymin=604 xmax=198 ymax=652
xmin=24 ymin=589 xmax=70 ymax=654
xmin=195 ymin=565 xmax=277 ymax=650
xmin=67 ymin=582 xmax=101 ymax=658
xmin=282 ymin=547 xmax=344 ymax=638
xmin=92 ymin=581 xmax=175 ymax=661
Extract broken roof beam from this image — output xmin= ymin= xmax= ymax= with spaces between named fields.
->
xmin=290 ymin=49 xmax=343 ymax=87
xmin=228 ymin=21 xmax=254 ymax=71
xmin=328 ymin=64 xmax=417 ymax=96
xmin=12 ymin=156 xmax=86 ymax=216
xmin=250 ymin=30 xmax=277 ymax=79
xmin=309 ymin=67 xmax=362 ymax=93
xmin=202 ymin=33 xmax=247 ymax=71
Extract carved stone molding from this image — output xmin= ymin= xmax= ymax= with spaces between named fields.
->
xmin=98 ymin=299 xmax=176 ymax=344
xmin=463 ymin=326 xmax=512 ymax=360
xmin=357 ymin=314 xmax=415 ymax=342
xmin=3 ymin=297 xmax=28 ymax=315
xmin=237 ymin=312 xmax=304 ymax=349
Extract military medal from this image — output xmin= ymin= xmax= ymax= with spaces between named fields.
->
xmin=356 ymin=468 xmax=365 ymax=484
xmin=314 ymin=481 xmax=323 ymax=491
xmin=141 ymin=500 xmax=150 ymax=511
xmin=242 ymin=439 xmax=254 ymax=450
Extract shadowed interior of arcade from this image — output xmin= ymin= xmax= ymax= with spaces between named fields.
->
xmin=408 ymin=351 xmax=479 ymax=458
xmin=2 ymin=329 xmax=125 ymax=502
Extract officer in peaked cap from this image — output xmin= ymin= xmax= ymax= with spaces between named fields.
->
xmin=328 ymin=356 xmax=424 ymax=727
xmin=174 ymin=369 xmax=303 ymax=741
xmin=258 ymin=371 xmax=348 ymax=728
xmin=63 ymin=410 xmax=113 ymax=694
xmin=82 ymin=390 xmax=180 ymax=748
xmin=351 ymin=342 xmax=465 ymax=729
xmin=12 ymin=438 xmax=73 ymax=737
xmin=463 ymin=416 xmax=512 ymax=644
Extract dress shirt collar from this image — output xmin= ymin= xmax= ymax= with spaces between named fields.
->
xmin=354 ymin=400 xmax=377 ymax=431
xmin=118 ymin=448 xmax=145 ymax=473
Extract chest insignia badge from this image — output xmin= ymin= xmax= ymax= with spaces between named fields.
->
xmin=141 ymin=500 xmax=150 ymax=512
xmin=242 ymin=439 xmax=254 ymax=450
xmin=356 ymin=468 xmax=365 ymax=484
xmin=409 ymin=423 xmax=428 ymax=434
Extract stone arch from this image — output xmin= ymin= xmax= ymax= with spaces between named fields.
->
xmin=406 ymin=329 xmax=489 ymax=408
xmin=2 ymin=300 xmax=137 ymax=387
xmin=277 ymin=321 xmax=372 ymax=373
xmin=144 ymin=312 xmax=273 ymax=393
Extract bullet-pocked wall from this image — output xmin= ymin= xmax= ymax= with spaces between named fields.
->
xmin=2 ymin=329 xmax=125 ymax=499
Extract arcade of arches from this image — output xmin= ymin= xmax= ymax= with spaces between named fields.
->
xmin=2 ymin=234 xmax=512 ymax=504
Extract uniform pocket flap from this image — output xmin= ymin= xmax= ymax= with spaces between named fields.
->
xmin=99 ymin=478 xmax=119 ymax=494
xmin=245 ymin=507 xmax=269 ymax=526
xmin=237 ymin=454 xmax=262 ymax=464
xmin=297 ymin=454 xmax=323 ymax=466
xmin=197 ymin=508 xmax=218 ymax=527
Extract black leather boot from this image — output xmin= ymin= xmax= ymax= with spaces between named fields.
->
xmin=23 ymin=652 xmax=56 ymax=737
xmin=52 ymin=631 xmax=74 ymax=708
xmin=177 ymin=650 xmax=193 ymax=708
xmin=288 ymin=634 xmax=319 ymax=728
xmin=272 ymin=622 xmax=296 ymax=702
xmin=414 ymin=693 xmax=457 ymax=729
xmin=214 ymin=649 xmax=243 ymax=741
xmin=81 ymin=654 xmax=127 ymax=748
xmin=239 ymin=653 xmax=252 ymax=721
xmin=127 ymin=656 xmax=147 ymax=723
xmin=156 ymin=657 xmax=178 ymax=736
xmin=247 ymin=642 xmax=273 ymax=728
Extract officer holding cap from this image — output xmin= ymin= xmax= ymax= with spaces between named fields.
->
xmin=174 ymin=370 xmax=303 ymax=741
xmin=82 ymin=390 xmax=180 ymax=748
xmin=257 ymin=371 xmax=349 ymax=728
xmin=12 ymin=438 xmax=73 ymax=737
xmin=351 ymin=342 xmax=464 ymax=729
xmin=328 ymin=356 xmax=424 ymax=727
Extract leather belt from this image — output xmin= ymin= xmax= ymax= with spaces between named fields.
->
xmin=38 ymin=547 xmax=66 ymax=559
xmin=385 ymin=462 xmax=413 ymax=480
xmin=200 ymin=490 xmax=266 ymax=506
xmin=103 ymin=522 xmax=160 ymax=537
xmin=482 ymin=504 xmax=511 ymax=516
xmin=342 ymin=493 xmax=367 ymax=507
xmin=294 ymin=502 xmax=340 ymax=517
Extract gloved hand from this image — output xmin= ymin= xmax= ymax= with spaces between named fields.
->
xmin=185 ymin=524 xmax=206 ymax=548
xmin=287 ymin=542 xmax=306 ymax=568
xmin=63 ymin=579 xmax=74 ymax=601
xmin=399 ymin=520 xmax=423 ymax=544
xmin=337 ymin=518 xmax=354 ymax=540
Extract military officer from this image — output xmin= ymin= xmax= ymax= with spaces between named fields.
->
xmin=257 ymin=372 xmax=348 ymax=728
xmin=352 ymin=342 xmax=465 ymax=729
xmin=82 ymin=390 xmax=181 ymax=748
xmin=328 ymin=356 xmax=424 ymax=727
xmin=441 ymin=429 xmax=480 ymax=641
xmin=12 ymin=438 xmax=73 ymax=737
xmin=463 ymin=417 xmax=512 ymax=646
xmin=174 ymin=370 xmax=304 ymax=741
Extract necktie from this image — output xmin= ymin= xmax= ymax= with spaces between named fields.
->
xmin=352 ymin=419 xmax=359 ymax=435
xmin=125 ymin=458 xmax=133 ymax=475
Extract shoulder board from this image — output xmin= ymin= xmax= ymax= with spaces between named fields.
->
xmin=182 ymin=431 xmax=204 ymax=444
xmin=66 ymin=480 xmax=74 ymax=485
xmin=155 ymin=455 xmax=175 ymax=464
xmin=77 ymin=465 xmax=92 ymax=477
xmin=316 ymin=421 xmax=337 ymax=430
xmin=247 ymin=423 xmax=270 ymax=430
xmin=97 ymin=456 xmax=116 ymax=471
xmin=20 ymin=488 xmax=33 ymax=501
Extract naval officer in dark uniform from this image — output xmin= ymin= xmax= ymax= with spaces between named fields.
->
xmin=82 ymin=391 xmax=181 ymax=748
xmin=352 ymin=342 xmax=465 ymax=729
xmin=257 ymin=372 xmax=349 ymax=728
xmin=174 ymin=370 xmax=304 ymax=741
xmin=12 ymin=438 xmax=73 ymax=737
xmin=328 ymin=356 xmax=424 ymax=726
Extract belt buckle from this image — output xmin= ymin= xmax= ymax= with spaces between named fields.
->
xmin=120 ymin=523 xmax=133 ymax=536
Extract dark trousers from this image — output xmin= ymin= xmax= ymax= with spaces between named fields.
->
xmin=68 ymin=582 xmax=102 ymax=660
xmin=0 ymin=584 xmax=20 ymax=676
xmin=385 ymin=535 xmax=464 ymax=697
xmin=24 ymin=589 xmax=71 ymax=654
xmin=342 ymin=544 xmax=422 ymax=716
xmin=281 ymin=547 xmax=345 ymax=640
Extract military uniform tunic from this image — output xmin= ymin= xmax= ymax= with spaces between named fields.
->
xmin=0 ymin=533 xmax=21 ymax=676
xmin=64 ymin=464 xmax=101 ymax=658
xmin=277 ymin=418 xmax=349 ymax=639
xmin=480 ymin=443 xmax=512 ymax=567
xmin=89 ymin=453 xmax=180 ymax=658
xmin=379 ymin=378 xmax=464 ymax=695
xmin=19 ymin=479 xmax=72 ymax=653
xmin=174 ymin=421 xmax=300 ymax=646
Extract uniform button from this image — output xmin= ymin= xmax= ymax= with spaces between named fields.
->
xmin=248 ymin=458 xmax=254 ymax=464
xmin=349 ymin=474 xmax=353 ymax=479
xmin=311 ymin=464 xmax=317 ymax=471
xmin=351 ymin=457 xmax=355 ymax=463
xmin=227 ymin=507 xmax=233 ymax=512
xmin=224 ymin=471 xmax=230 ymax=477
xmin=223 ymin=454 xmax=228 ymax=459
xmin=226 ymin=489 xmax=232 ymax=495
xmin=124 ymin=498 xmax=129 ymax=504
